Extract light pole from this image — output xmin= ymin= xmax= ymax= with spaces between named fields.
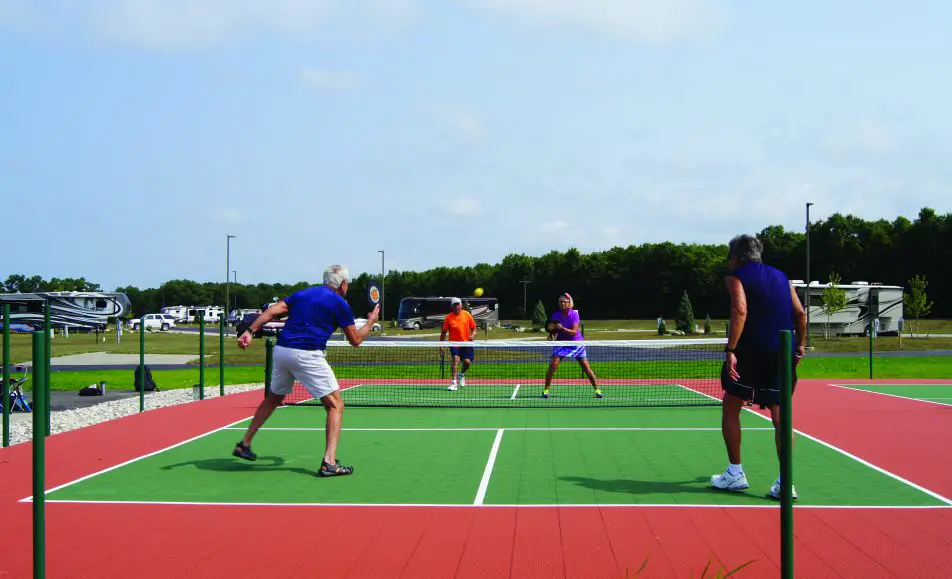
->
xmin=232 ymin=270 xmax=238 ymax=311
xmin=226 ymin=234 xmax=235 ymax=318
xmin=378 ymin=250 xmax=385 ymax=323
xmin=518 ymin=276 xmax=531 ymax=319
xmin=805 ymin=203 xmax=813 ymax=349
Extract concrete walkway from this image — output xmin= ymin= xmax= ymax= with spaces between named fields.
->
xmin=19 ymin=353 xmax=198 ymax=368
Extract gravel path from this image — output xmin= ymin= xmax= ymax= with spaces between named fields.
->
xmin=1 ymin=383 xmax=263 ymax=446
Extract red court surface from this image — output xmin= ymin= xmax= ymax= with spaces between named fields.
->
xmin=2 ymin=379 xmax=951 ymax=578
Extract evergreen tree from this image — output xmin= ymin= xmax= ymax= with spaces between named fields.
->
xmin=703 ymin=314 xmax=712 ymax=335
xmin=676 ymin=291 xmax=695 ymax=334
xmin=532 ymin=300 xmax=548 ymax=330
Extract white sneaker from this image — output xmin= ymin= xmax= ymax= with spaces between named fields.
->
xmin=711 ymin=470 xmax=749 ymax=491
xmin=459 ymin=374 xmax=466 ymax=387
xmin=768 ymin=481 xmax=798 ymax=500
xmin=448 ymin=382 xmax=458 ymax=391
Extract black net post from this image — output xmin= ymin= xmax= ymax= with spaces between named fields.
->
xmin=778 ymin=330 xmax=794 ymax=579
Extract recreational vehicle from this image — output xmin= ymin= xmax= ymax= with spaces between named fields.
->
xmin=160 ymin=305 xmax=189 ymax=322
xmin=183 ymin=306 xmax=224 ymax=324
xmin=792 ymin=281 xmax=903 ymax=336
xmin=0 ymin=292 xmax=132 ymax=330
xmin=398 ymin=297 xmax=499 ymax=330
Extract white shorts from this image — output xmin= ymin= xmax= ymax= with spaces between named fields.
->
xmin=269 ymin=345 xmax=340 ymax=400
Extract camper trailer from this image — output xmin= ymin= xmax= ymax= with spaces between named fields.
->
xmin=398 ymin=296 xmax=499 ymax=330
xmin=183 ymin=306 xmax=225 ymax=324
xmin=160 ymin=305 xmax=189 ymax=322
xmin=0 ymin=291 xmax=131 ymax=330
xmin=792 ymin=281 xmax=903 ymax=336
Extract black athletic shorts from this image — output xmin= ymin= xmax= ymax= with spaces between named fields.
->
xmin=721 ymin=348 xmax=798 ymax=407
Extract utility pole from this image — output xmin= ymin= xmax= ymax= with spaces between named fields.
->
xmin=518 ymin=276 xmax=531 ymax=319
xmin=805 ymin=203 xmax=814 ymax=349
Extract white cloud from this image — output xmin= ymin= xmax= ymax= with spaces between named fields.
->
xmin=822 ymin=120 xmax=894 ymax=156
xmin=420 ymin=103 xmax=486 ymax=142
xmin=459 ymin=0 xmax=727 ymax=43
xmin=211 ymin=207 xmax=248 ymax=227
xmin=440 ymin=198 xmax=482 ymax=217
xmin=300 ymin=67 xmax=361 ymax=92
xmin=0 ymin=0 xmax=414 ymax=51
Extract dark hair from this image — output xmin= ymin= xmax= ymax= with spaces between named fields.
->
xmin=728 ymin=234 xmax=763 ymax=264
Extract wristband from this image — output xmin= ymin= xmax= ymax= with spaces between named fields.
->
xmin=724 ymin=346 xmax=736 ymax=354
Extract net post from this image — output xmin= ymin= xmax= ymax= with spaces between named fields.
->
xmin=139 ymin=315 xmax=145 ymax=413
xmin=779 ymin=330 xmax=794 ymax=579
xmin=32 ymin=330 xmax=47 ymax=578
xmin=264 ymin=338 xmax=274 ymax=398
xmin=44 ymin=300 xmax=51 ymax=437
xmin=868 ymin=324 xmax=874 ymax=380
xmin=199 ymin=311 xmax=205 ymax=400
xmin=3 ymin=304 xmax=10 ymax=447
xmin=219 ymin=315 xmax=225 ymax=397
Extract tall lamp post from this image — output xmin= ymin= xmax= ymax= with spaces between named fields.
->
xmin=519 ymin=276 xmax=531 ymax=318
xmin=805 ymin=203 xmax=813 ymax=349
xmin=226 ymin=235 xmax=236 ymax=318
xmin=232 ymin=270 xmax=238 ymax=311
xmin=378 ymin=250 xmax=385 ymax=323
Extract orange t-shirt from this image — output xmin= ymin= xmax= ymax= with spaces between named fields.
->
xmin=443 ymin=310 xmax=476 ymax=342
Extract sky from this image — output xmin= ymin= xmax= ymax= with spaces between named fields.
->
xmin=2 ymin=0 xmax=950 ymax=291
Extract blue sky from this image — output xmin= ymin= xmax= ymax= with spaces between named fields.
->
xmin=2 ymin=1 xmax=950 ymax=291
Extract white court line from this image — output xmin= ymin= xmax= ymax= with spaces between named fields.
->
xmin=830 ymin=384 xmax=952 ymax=407
xmin=474 ymin=429 xmax=504 ymax=505
xmin=221 ymin=427 xmax=775 ymax=432
xmin=19 ymin=414 xmax=254 ymax=503
xmin=37 ymin=499 xmax=952 ymax=510
xmin=510 ymin=384 xmax=521 ymax=400
xmin=678 ymin=383 xmax=952 ymax=506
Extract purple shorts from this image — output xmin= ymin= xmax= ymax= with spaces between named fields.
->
xmin=552 ymin=344 xmax=587 ymax=359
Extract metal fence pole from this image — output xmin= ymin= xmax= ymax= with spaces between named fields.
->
xmin=199 ymin=312 xmax=205 ymax=400
xmin=139 ymin=315 xmax=145 ymax=412
xmin=32 ymin=330 xmax=47 ymax=579
xmin=2 ymin=304 xmax=10 ymax=447
xmin=220 ymin=315 xmax=225 ymax=397
xmin=44 ymin=301 xmax=51 ymax=436
xmin=779 ymin=330 xmax=794 ymax=579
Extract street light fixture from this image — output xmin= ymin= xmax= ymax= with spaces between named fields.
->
xmin=378 ymin=250 xmax=385 ymax=324
xmin=518 ymin=276 xmax=531 ymax=319
xmin=226 ymin=235 xmax=235 ymax=318
xmin=805 ymin=203 xmax=813 ymax=349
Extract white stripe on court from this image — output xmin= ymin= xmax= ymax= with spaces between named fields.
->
xmin=35 ymin=499 xmax=952 ymax=510
xmin=678 ymin=382 xmax=952 ymax=506
xmin=510 ymin=384 xmax=521 ymax=400
xmin=474 ymin=429 xmax=504 ymax=505
xmin=221 ymin=427 xmax=775 ymax=432
xmin=830 ymin=384 xmax=952 ymax=407
xmin=19 ymin=414 xmax=255 ymax=503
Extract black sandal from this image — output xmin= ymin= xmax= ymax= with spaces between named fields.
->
xmin=318 ymin=460 xmax=354 ymax=477
xmin=233 ymin=441 xmax=257 ymax=461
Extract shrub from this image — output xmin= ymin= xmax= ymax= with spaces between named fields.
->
xmin=532 ymin=299 xmax=548 ymax=331
xmin=675 ymin=291 xmax=695 ymax=335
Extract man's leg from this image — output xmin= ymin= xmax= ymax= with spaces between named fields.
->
xmin=242 ymin=392 xmax=285 ymax=447
xmin=721 ymin=393 xmax=744 ymax=464
xmin=321 ymin=390 xmax=344 ymax=464
xmin=450 ymin=356 xmax=460 ymax=383
xmin=768 ymin=403 xmax=797 ymax=498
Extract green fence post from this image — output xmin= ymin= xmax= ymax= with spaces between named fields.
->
xmin=3 ymin=304 xmax=10 ymax=448
xmin=869 ymin=324 xmax=874 ymax=380
xmin=44 ymin=301 xmax=51 ymax=437
xmin=32 ymin=330 xmax=47 ymax=579
xmin=199 ymin=311 xmax=205 ymax=400
xmin=220 ymin=315 xmax=225 ymax=397
xmin=779 ymin=330 xmax=794 ymax=579
xmin=264 ymin=338 xmax=274 ymax=399
xmin=139 ymin=315 xmax=145 ymax=413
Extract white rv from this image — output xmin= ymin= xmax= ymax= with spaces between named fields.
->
xmin=398 ymin=297 xmax=499 ymax=330
xmin=792 ymin=281 xmax=903 ymax=336
xmin=183 ymin=306 xmax=225 ymax=324
xmin=160 ymin=305 xmax=189 ymax=322
xmin=0 ymin=292 xmax=131 ymax=330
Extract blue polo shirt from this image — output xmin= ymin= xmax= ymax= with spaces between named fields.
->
xmin=730 ymin=262 xmax=795 ymax=354
xmin=276 ymin=286 xmax=355 ymax=350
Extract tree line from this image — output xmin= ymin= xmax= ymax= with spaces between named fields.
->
xmin=4 ymin=207 xmax=949 ymax=320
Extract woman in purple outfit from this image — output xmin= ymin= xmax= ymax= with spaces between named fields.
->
xmin=542 ymin=293 xmax=602 ymax=399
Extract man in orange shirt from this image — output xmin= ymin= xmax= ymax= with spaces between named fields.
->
xmin=440 ymin=297 xmax=477 ymax=391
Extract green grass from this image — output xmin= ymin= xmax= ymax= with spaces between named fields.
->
xmin=798 ymin=355 xmax=952 ymax=379
xmin=41 ymin=366 xmax=265 ymax=392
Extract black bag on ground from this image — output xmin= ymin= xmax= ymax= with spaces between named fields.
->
xmin=79 ymin=384 xmax=103 ymax=396
xmin=134 ymin=365 xmax=159 ymax=392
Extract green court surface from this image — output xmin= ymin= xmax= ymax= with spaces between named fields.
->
xmin=43 ymin=407 xmax=945 ymax=507
xmin=836 ymin=384 xmax=952 ymax=406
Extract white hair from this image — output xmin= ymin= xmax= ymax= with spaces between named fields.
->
xmin=323 ymin=265 xmax=350 ymax=289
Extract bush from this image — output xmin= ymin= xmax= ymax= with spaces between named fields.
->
xmin=703 ymin=314 xmax=712 ymax=335
xmin=532 ymin=299 xmax=548 ymax=330
xmin=676 ymin=291 xmax=695 ymax=335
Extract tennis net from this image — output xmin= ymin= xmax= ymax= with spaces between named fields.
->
xmin=279 ymin=338 xmax=727 ymax=408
